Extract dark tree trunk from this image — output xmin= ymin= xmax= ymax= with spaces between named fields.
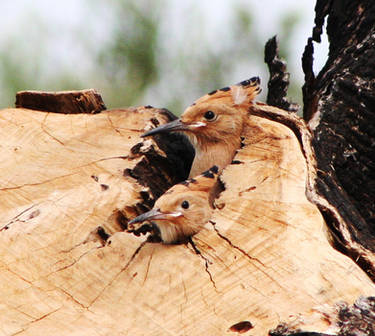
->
xmin=302 ymin=0 xmax=375 ymax=279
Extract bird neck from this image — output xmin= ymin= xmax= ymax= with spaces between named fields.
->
xmin=188 ymin=136 xmax=241 ymax=178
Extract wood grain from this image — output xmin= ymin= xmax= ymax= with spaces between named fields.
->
xmin=0 ymin=105 xmax=373 ymax=335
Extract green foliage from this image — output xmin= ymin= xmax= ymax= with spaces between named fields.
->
xmin=0 ymin=12 xmax=85 ymax=107
xmin=96 ymin=1 xmax=160 ymax=107
xmin=0 ymin=1 xmax=304 ymax=113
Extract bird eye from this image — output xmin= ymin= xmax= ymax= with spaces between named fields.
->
xmin=181 ymin=200 xmax=189 ymax=209
xmin=204 ymin=110 xmax=216 ymax=121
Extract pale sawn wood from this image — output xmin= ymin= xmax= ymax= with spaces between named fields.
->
xmin=0 ymin=105 xmax=373 ymax=335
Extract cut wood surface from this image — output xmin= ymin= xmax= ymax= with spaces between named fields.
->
xmin=0 ymin=103 xmax=374 ymax=335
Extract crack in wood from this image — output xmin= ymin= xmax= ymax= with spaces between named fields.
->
xmin=57 ymin=286 xmax=88 ymax=310
xmin=187 ymin=238 xmax=218 ymax=292
xmin=26 ymin=307 xmax=62 ymax=327
xmin=5 ymin=266 xmax=34 ymax=288
xmin=210 ymin=221 xmax=287 ymax=291
xmin=181 ymin=276 xmax=188 ymax=305
xmin=210 ymin=221 xmax=265 ymax=267
xmin=0 ymin=155 xmax=130 ymax=193
xmin=105 ymin=114 xmax=123 ymax=135
xmin=40 ymin=113 xmax=65 ymax=145
xmin=142 ymin=252 xmax=153 ymax=286
xmin=46 ymin=247 xmax=98 ymax=277
xmin=1 ymin=203 xmax=41 ymax=231
xmin=88 ymin=241 xmax=147 ymax=308
xmin=238 ymin=186 xmax=256 ymax=196
xmin=10 ymin=329 xmax=26 ymax=336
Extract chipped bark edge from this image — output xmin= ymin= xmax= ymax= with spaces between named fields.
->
xmin=15 ymin=89 xmax=106 ymax=114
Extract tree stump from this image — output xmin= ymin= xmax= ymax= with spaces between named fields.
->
xmin=1 ymin=1 xmax=375 ymax=334
xmin=0 ymin=90 xmax=374 ymax=335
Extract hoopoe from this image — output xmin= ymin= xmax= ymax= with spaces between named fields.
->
xmin=142 ymin=77 xmax=261 ymax=177
xmin=128 ymin=166 xmax=219 ymax=243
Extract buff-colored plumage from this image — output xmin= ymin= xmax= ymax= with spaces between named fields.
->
xmin=128 ymin=166 xmax=219 ymax=243
xmin=142 ymin=77 xmax=261 ymax=177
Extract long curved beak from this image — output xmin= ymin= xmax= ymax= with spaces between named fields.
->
xmin=128 ymin=208 xmax=182 ymax=226
xmin=142 ymin=119 xmax=206 ymax=137
xmin=141 ymin=119 xmax=188 ymax=137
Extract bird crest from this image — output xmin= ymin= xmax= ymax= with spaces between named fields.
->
xmin=193 ymin=76 xmax=261 ymax=108
xmin=171 ymin=165 xmax=219 ymax=193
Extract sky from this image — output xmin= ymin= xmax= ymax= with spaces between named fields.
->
xmin=0 ymin=0 xmax=328 ymax=109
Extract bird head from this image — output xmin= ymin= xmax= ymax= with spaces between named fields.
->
xmin=142 ymin=77 xmax=261 ymax=147
xmin=128 ymin=166 xmax=219 ymax=243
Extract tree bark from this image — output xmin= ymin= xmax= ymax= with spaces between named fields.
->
xmin=302 ymin=0 xmax=375 ymax=280
xmin=15 ymin=89 xmax=106 ymax=114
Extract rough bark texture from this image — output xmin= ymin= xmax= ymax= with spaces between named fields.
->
xmin=264 ymin=36 xmax=299 ymax=113
xmin=15 ymin=89 xmax=107 ymax=114
xmin=302 ymin=0 xmax=375 ymax=278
